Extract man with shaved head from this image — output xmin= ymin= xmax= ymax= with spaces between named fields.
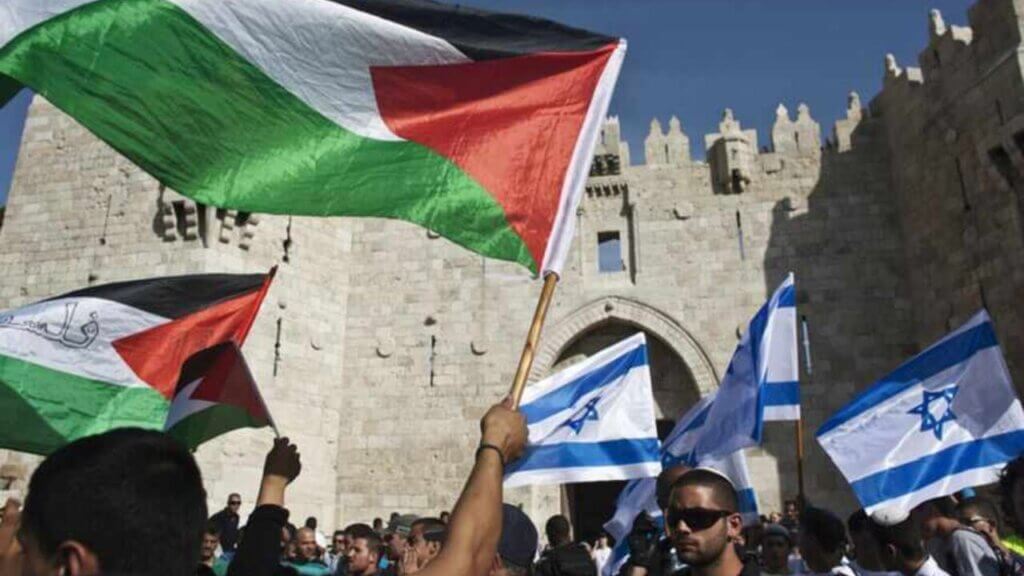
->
xmin=284 ymin=526 xmax=332 ymax=575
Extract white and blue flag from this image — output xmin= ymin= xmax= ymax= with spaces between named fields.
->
xmin=817 ymin=310 xmax=1024 ymax=514
xmin=695 ymin=273 xmax=799 ymax=461
xmin=601 ymin=393 xmax=760 ymax=576
xmin=504 ymin=333 xmax=662 ymax=488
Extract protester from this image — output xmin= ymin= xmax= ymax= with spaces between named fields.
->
xmin=916 ymin=497 xmax=999 ymax=576
xmin=0 ymin=428 xmax=207 ymax=576
xmin=347 ymin=524 xmax=384 ymax=576
xmin=956 ymin=498 xmax=1024 ymax=574
xmin=402 ymin=518 xmax=447 ymax=574
xmin=621 ymin=465 xmax=692 ymax=576
xmin=782 ymin=501 xmax=800 ymax=532
xmin=228 ymin=400 xmax=526 ymax=576
xmin=663 ymin=468 xmax=757 ymax=576
xmin=869 ymin=508 xmax=950 ymax=576
xmin=305 ymin=517 xmax=328 ymax=551
xmin=535 ymin=515 xmax=596 ymax=576
xmin=848 ymin=509 xmax=899 ymax=576
xmin=799 ymin=506 xmax=852 ymax=576
xmin=1001 ymin=457 xmax=1024 ymax=556
xmin=201 ymin=523 xmax=231 ymax=576
xmin=593 ymin=533 xmax=612 ymax=575
xmin=761 ymin=524 xmax=794 ymax=576
xmin=329 ymin=529 xmax=350 ymax=574
xmin=491 ymin=504 xmax=539 ymax=576
xmin=210 ymin=493 xmax=244 ymax=557
xmin=284 ymin=527 xmax=332 ymax=576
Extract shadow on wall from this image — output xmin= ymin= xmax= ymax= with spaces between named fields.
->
xmin=761 ymin=114 xmax=916 ymax=512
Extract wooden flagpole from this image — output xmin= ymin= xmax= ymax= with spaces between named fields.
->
xmin=795 ymin=418 xmax=806 ymax=502
xmin=509 ymin=273 xmax=560 ymax=409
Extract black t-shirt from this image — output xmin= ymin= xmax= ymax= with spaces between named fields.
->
xmin=536 ymin=543 xmax=597 ymax=576
xmin=210 ymin=509 xmax=241 ymax=552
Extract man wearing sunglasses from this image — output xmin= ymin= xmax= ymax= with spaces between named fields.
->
xmin=663 ymin=468 xmax=757 ymax=576
xmin=210 ymin=493 xmax=243 ymax=557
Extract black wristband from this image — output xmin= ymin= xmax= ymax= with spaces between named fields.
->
xmin=476 ymin=443 xmax=506 ymax=467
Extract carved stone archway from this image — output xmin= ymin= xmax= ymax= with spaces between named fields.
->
xmin=532 ymin=296 xmax=720 ymax=396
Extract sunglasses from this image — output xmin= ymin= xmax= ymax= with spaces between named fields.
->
xmin=666 ymin=507 xmax=733 ymax=532
xmin=229 ymin=501 xmax=241 ymax=506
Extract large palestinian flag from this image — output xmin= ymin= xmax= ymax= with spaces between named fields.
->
xmin=0 ymin=272 xmax=274 ymax=454
xmin=0 ymin=0 xmax=627 ymax=275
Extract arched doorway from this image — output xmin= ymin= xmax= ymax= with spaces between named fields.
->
xmin=550 ymin=319 xmax=702 ymax=543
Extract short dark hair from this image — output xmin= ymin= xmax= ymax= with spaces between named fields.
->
xmin=21 ymin=428 xmax=207 ymax=576
xmin=920 ymin=497 xmax=957 ymax=518
xmin=412 ymin=517 xmax=447 ymax=543
xmin=869 ymin=514 xmax=925 ymax=561
xmin=305 ymin=516 xmax=317 ymax=529
xmin=206 ymin=521 xmax=221 ymax=537
xmin=349 ymin=523 xmax=382 ymax=553
xmin=847 ymin=509 xmax=869 ymax=535
xmin=333 ymin=529 xmax=346 ymax=539
xmin=546 ymin=515 xmax=571 ymax=545
xmin=800 ymin=507 xmax=847 ymax=554
xmin=669 ymin=469 xmax=738 ymax=512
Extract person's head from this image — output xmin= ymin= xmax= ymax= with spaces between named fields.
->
xmin=201 ymin=523 xmax=221 ymax=563
xmin=957 ymin=497 xmax=1003 ymax=542
xmin=305 ymin=517 xmax=318 ymax=530
xmin=783 ymin=500 xmax=799 ymax=520
xmin=409 ymin=518 xmax=447 ymax=568
xmin=761 ymin=524 xmax=793 ymax=573
xmin=656 ymin=465 xmax=692 ymax=511
xmin=799 ymin=507 xmax=847 ymax=572
xmin=295 ymin=527 xmax=319 ymax=562
xmin=545 ymin=515 xmax=572 ymax=547
xmin=665 ymin=468 xmax=743 ymax=568
xmin=18 ymin=428 xmax=207 ymax=576
xmin=847 ymin=509 xmax=885 ymax=572
xmin=492 ymin=504 xmax=538 ymax=576
xmin=373 ymin=518 xmax=384 ymax=531
xmin=333 ymin=529 xmax=349 ymax=554
xmin=769 ymin=512 xmax=783 ymax=524
xmin=283 ymin=523 xmax=298 ymax=558
xmin=1001 ymin=457 xmax=1024 ymax=532
xmin=913 ymin=497 xmax=959 ymax=539
xmin=595 ymin=533 xmax=609 ymax=549
xmin=226 ymin=493 xmax=242 ymax=514
xmin=346 ymin=524 xmax=382 ymax=575
xmin=439 ymin=511 xmax=451 ymax=524
xmin=869 ymin=508 xmax=927 ymax=574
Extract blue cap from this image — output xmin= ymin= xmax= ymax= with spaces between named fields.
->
xmin=499 ymin=504 xmax=538 ymax=569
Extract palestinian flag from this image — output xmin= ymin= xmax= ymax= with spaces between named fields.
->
xmin=165 ymin=341 xmax=275 ymax=450
xmin=0 ymin=271 xmax=274 ymax=454
xmin=0 ymin=0 xmax=627 ymax=275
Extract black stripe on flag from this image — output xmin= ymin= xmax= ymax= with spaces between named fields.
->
xmin=48 ymin=273 xmax=267 ymax=319
xmin=335 ymin=0 xmax=617 ymax=60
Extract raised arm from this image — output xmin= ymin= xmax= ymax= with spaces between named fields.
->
xmin=419 ymin=400 xmax=527 ymax=576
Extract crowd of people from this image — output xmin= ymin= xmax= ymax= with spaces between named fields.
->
xmin=2 ymin=401 xmax=1024 ymax=576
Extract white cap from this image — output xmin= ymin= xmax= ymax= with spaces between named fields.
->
xmin=870 ymin=506 xmax=910 ymax=527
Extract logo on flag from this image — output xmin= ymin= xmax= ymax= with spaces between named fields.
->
xmin=817 ymin=310 xmax=1024 ymax=514
xmin=504 ymin=333 xmax=661 ymax=488
xmin=694 ymin=273 xmax=799 ymax=461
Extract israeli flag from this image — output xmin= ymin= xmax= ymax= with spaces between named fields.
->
xmin=817 ymin=310 xmax=1024 ymax=514
xmin=601 ymin=393 xmax=760 ymax=576
xmin=695 ymin=273 xmax=799 ymax=460
xmin=504 ymin=333 xmax=662 ymax=488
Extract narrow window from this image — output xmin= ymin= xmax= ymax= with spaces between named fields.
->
xmin=597 ymin=231 xmax=622 ymax=273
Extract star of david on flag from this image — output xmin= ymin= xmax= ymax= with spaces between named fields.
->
xmin=504 ymin=333 xmax=661 ymax=488
xmin=817 ymin=310 xmax=1024 ymax=514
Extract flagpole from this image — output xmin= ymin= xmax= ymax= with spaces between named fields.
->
xmin=795 ymin=418 xmax=805 ymax=502
xmin=509 ymin=273 xmax=560 ymax=409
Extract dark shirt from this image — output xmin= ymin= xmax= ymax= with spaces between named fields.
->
xmin=227 ymin=504 xmax=297 ymax=576
xmin=536 ymin=543 xmax=597 ymax=576
xmin=210 ymin=508 xmax=241 ymax=553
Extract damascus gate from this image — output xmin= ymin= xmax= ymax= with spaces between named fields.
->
xmin=2 ymin=0 xmax=1024 ymax=539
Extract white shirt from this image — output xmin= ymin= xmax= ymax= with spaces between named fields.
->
xmin=592 ymin=547 xmax=611 ymax=574
xmin=915 ymin=556 xmax=953 ymax=576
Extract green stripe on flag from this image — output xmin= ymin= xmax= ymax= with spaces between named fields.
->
xmin=166 ymin=403 xmax=269 ymax=451
xmin=0 ymin=354 xmax=169 ymax=455
xmin=0 ymin=0 xmax=535 ymax=272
